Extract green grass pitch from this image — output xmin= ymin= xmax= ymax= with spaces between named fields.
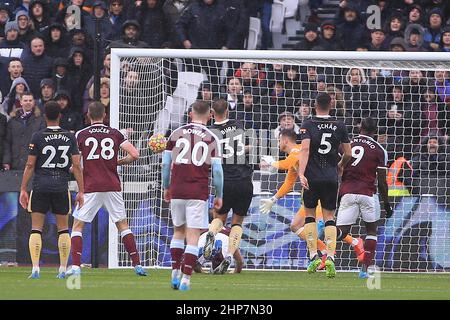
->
xmin=1 ymin=267 xmax=449 ymax=300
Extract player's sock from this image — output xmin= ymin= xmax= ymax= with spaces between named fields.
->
xmin=58 ymin=229 xmax=71 ymax=272
xmin=324 ymin=220 xmax=337 ymax=260
xmin=296 ymin=227 xmax=327 ymax=255
xmin=228 ymin=224 xmax=243 ymax=256
xmin=303 ymin=217 xmax=318 ymax=260
xmin=363 ymin=235 xmax=377 ymax=268
xmin=29 ymin=230 xmax=42 ymax=270
xmin=170 ymin=238 xmax=185 ymax=271
xmin=121 ymin=229 xmax=140 ymax=267
xmin=71 ymin=231 xmax=83 ymax=267
xmin=181 ymin=245 xmax=199 ymax=277
xmin=209 ymin=218 xmax=224 ymax=235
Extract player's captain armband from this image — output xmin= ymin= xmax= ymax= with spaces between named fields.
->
xmin=162 ymin=150 xmax=172 ymax=189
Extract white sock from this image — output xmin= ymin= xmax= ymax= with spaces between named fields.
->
xmin=32 ymin=266 xmax=40 ymax=273
xmin=351 ymin=238 xmax=359 ymax=246
xmin=172 ymin=269 xmax=180 ymax=280
xmin=181 ymin=274 xmax=190 ymax=285
xmin=59 ymin=266 xmax=66 ymax=274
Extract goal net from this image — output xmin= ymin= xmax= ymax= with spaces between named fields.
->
xmin=109 ymin=49 xmax=450 ymax=272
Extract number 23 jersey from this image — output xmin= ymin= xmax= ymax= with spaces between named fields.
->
xmin=76 ymin=124 xmax=127 ymax=193
xmin=300 ymin=116 xmax=350 ymax=182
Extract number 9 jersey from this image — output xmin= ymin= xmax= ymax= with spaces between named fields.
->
xmin=76 ymin=124 xmax=126 ymax=193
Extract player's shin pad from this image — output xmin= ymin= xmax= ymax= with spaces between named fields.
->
xmin=228 ymin=224 xmax=243 ymax=256
xmin=325 ymin=223 xmax=337 ymax=257
xmin=209 ymin=218 xmax=224 ymax=235
xmin=29 ymin=231 xmax=42 ymax=267
xmin=303 ymin=221 xmax=318 ymax=259
xmin=58 ymin=230 xmax=71 ymax=269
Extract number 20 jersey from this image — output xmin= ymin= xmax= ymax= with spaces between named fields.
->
xmin=166 ymin=123 xmax=221 ymax=201
xmin=76 ymin=124 xmax=126 ymax=193
xmin=299 ymin=116 xmax=350 ymax=182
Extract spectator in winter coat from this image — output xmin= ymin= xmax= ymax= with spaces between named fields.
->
xmin=336 ymin=3 xmax=367 ymax=51
xmin=0 ymin=58 xmax=23 ymax=100
xmin=15 ymin=10 xmax=34 ymax=45
xmin=1 ymin=76 xmax=31 ymax=117
xmin=440 ymin=26 xmax=450 ymax=52
xmin=55 ymin=89 xmax=83 ymax=133
xmin=67 ymin=46 xmax=92 ymax=113
xmin=29 ymin=0 xmax=51 ymax=33
xmin=2 ymin=92 xmax=45 ymax=170
xmin=0 ymin=4 xmax=12 ymax=41
xmin=423 ymin=7 xmax=443 ymax=51
xmin=434 ymin=69 xmax=450 ymax=105
xmin=221 ymin=0 xmax=249 ymax=49
xmin=108 ymin=0 xmax=128 ymax=41
xmin=316 ymin=20 xmax=341 ymax=51
xmin=133 ymin=0 xmax=169 ymax=48
xmin=109 ymin=19 xmax=148 ymax=48
xmin=0 ymin=21 xmax=26 ymax=56
xmin=21 ymin=36 xmax=53 ymax=98
xmin=35 ymin=78 xmax=55 ymax=113
xmin=382 ymin=12 xmax=405 ymax=49
xmin=163 ymin=0 xmax=195 ymax=48
xmin=294 ymin=23 xmax=319 ymax=51
xmin=404 ymin=24 xmax=428 ymax=51
xmin=44 ymin=22 xmax=70 ymax=58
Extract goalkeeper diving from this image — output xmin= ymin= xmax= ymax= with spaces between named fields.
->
xmin=260 ymin=129 xmax=364 ymax=267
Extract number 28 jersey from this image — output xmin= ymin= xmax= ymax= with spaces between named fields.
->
xmin=166 ymin=123 xmax=221 ymax=201
xmin=300 ymin=116 xmax=350 ymax=182
xmin=76 ymin=124 xmax=127 ymax=193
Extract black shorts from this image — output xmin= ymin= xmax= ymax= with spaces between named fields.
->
xmin=217 ymin=178 xmax=253 ymax=216
xmin=302 ymin=180 xmax=338 ymax=211
xmin=28 ymin=190 xmax=71 ymax=215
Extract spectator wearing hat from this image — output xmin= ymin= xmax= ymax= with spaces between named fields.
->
xmin=15 ymin=10 xmax=34 ymax=44
xmin=52 ymin=57 xmax=70 ymax=94
xmin=0 ymin=4 xmax=12 ymax=41
xmin=0 ymin=21 xmax=26 ymax=54
xmin=439 ymin=26 xmax=450 ymax=52
xmin=389 ymin=36 xmax=406 ymax=51
xmin=0 ymin=58 xmax=23 ymax=99
xmin=54 ymin=89 xmax=83 ymax=133
xmin=1 ymin=76 xmax=31 ymax=117
xmin=336 ymin=3 xmax=367 ymax=51
xmin=44 ymin=22 xmax=70 ymax=58
xmin=368 ymin=28 xmax=387 ymax=51
xmin=132 ymin=0 xmax=169 ymax=48
xmin=36 ymin=78 xmax=55 ymax=112
xmin=29 ymin=0 xmax=51 ymax=33
xmin=406 ymin=4 xmax=423 ymax=26
xmin=67 ymin=46 xmax=92 ymax=113
xmin=87 ymin=1 xmax=113 ymax=52
xmin=295 ymin=23 xmax=319 ymax=51
xmin=108 ymin=0 xmax=128 ymax=41
xmin=423 ymin=8 xmax=444 ymax=51
xmin=109 ymin=19 xmax=148 ymax=48
xmin=316 ymin=20 xmax=341 ymax=51
xmin=404 ymin=23 xmax=428 ymax=51
xmin=69 ymin=28 xmax=94 ymax=60
xmin=383 ymin=12 xmax=405 ymax=49
xmin=21 ymin=36 xmax=53 ymax=98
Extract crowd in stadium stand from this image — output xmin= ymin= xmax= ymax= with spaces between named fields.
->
xmin=0 ymin=0 xmax=449 ymax=197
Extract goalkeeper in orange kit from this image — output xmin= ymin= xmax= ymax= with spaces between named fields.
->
xmin=260 ymin=129 xmax=364 ymax=267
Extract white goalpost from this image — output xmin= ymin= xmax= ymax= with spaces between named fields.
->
xmin=109 ymin=49 xmax=450 ymax=272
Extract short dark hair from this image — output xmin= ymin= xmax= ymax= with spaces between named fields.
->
xmin=315 ymin=93 xmax=331 ymax=111
xmin=88 ymin=101 xmax=105 ymax=121
xmin=20 ymin=91 xmax=34 ymax=99
xmin=9 ymin=57 xmax=22 ymax=65
xmin=212 ymin=99 xmax=228 ymax=117
xmin=44 ymin=101 xmax=61 ymax=121
xmin=360 ymin=117 xmax=377 ymax=135
xmin=279 ymin=129 xmax=297 ymax=142
xmin=191 ymin=100 xmax=211 ymax=116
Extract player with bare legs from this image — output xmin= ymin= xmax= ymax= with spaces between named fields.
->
xmin=163 ymin=101 xmax=223 ymax=291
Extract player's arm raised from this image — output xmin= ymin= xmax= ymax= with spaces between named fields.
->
xmin=260 ymin=168 xmax=297 ymax=214
xmin=377 ymin=168 xmax=393 ymax=218
xmin=118 ymin=141 xmax=140 ymax=165
xmin=297 ymin=138 xmax=310 ymax=190
xmin=162 ymin=150 xmax=172 ymax=202
xmin=211 ymin=157 xmax=224 ymax=210
xmin=19 ymin=155 xmax=37 ymax=210
xmin=71 ymin=153 xmax=84 ymax=208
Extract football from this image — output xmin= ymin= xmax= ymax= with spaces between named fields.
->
xmin=148 ymin=133 xmax=167 ymax=153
